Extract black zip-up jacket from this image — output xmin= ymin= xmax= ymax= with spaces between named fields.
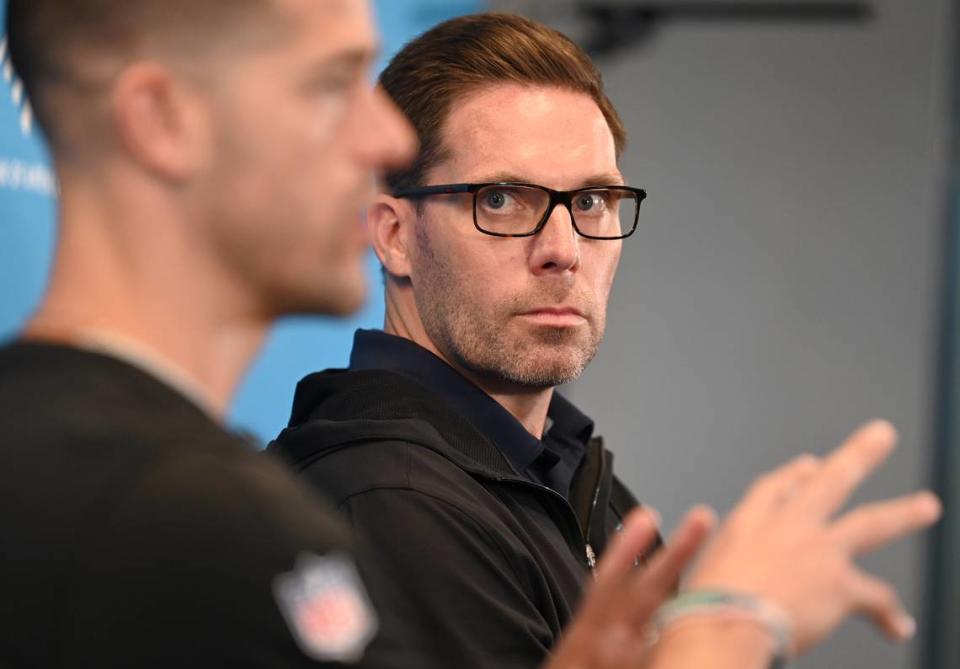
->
xmin=269 ymin=369 xmax=641 ymax=669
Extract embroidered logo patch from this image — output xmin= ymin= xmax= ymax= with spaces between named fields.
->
xmin=273 ymin=552 xmax=379 ymax=663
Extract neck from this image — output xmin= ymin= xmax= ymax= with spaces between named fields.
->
xmin=24 ymin=174 xmax=270 ymax=420
xmin=384 ymin=294 xmax=553 ymax=439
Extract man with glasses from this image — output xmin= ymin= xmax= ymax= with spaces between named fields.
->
xmin=266 ymin=14 xmax=657 ymax=666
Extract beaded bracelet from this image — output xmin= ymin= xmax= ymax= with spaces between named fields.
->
xmin=651 ymin=590 xmax=793 ymax=669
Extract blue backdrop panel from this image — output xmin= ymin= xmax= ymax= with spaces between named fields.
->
xmin=0 ymin=29 xmax=56 ymax=336
xmin=0 ymin=0 xmax=482 ymax=442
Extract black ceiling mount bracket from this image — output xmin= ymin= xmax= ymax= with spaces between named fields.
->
xmin=579 ymin=2 xmax=875 ymax=57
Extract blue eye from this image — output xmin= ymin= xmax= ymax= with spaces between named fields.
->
xmin=483 ymin=190 xmax=509 ymax=209
xmin=576 ymin=194 xmax=599 ymax=211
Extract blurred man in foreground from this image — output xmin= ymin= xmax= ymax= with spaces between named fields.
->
xmin=271 ymin=13 xmax=942 ymax=669
xmin=0 ymin=1 xmax=422 ymax=666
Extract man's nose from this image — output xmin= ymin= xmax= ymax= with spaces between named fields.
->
xmin=361 ymin=86 xmax=418 ymax=171
xmin=529 ymin=204 xmax=580 ymax=275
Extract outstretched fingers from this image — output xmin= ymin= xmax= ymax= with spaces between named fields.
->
xmin=831 ymin=491 xmax=941 ymax=555
xmin=846 ymin=569 xmax=917 ymax=642
xmin=796 ymin=420 xmax=898 ymax=519
xmin=592 ymin=507 xmax=662 ymax=586
xmin=581 ymin=505 xmax=716 ymax=635
xmin=548 ymin=508 xmax=666 ymax=669
xmin=580 ymin=507 xmax=662 ymax=626
xmin=739 ymin=454 xmax=821 ymax=516
xmin=622 ymin=505 xmax=717 ymax=629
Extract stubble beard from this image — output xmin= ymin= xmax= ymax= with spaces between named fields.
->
xmin=413 ymin=225 xmax=604 ymax=390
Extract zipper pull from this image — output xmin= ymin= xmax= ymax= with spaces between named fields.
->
xmin=585 ymin=543 xmax=597 ymax=570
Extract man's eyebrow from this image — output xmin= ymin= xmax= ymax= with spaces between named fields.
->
xmin=312 ymin=47 xmax=379 ymax=77
xmin=468 ymin=172 xmax=530 ymax=184
xmin=577 ymin=173 xmax=627 ymax=187
xmin=469 ymin=172 xmax=628 ymax=188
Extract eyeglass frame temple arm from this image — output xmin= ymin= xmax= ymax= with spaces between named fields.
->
xmin=393 ymin=184 xmax=476 ymax=198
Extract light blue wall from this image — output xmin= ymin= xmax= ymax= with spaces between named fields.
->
xmin=0 ymin=25 xmax=56 ymax=338
xmin=0 ymin=0 xmax=481 ymax=443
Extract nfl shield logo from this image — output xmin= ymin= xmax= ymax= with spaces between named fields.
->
xmin=273 ymin=552 xmax=379 ymax=663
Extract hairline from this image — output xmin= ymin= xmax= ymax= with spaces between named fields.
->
xmin=420 ymin=82 xmax=623 ymax=189
xmin=6 ymin=0 xmax=292 ymax=153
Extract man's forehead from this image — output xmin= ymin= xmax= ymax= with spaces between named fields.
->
xmin=272 ymin=0 xmax=377 ymax=50
xmin=437 ymin=84 xmax=620 ymax=187
xmin=274 ymin=0 xmax=366 ymax=17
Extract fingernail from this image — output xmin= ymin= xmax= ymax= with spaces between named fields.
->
xmin=691 ymin=504 xmax=718 ymax=527
xmin=644 ymin=507 xmax=661 ymax=526
xmin=916 ymin=491 xmax=943 ymax=519
xmin=866 ymin=419 xmax=897 ymax=442
xmin=895 ymin=612 xmax=916 ymax=641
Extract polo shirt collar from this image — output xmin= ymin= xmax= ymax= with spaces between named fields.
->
xmin=348 ymin=329 xmax=592 ymax=477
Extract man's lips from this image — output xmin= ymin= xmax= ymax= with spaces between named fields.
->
xmin=517 ymin=307 xmax=587 ymax=327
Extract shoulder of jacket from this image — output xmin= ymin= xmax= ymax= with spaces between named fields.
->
xmin=290 ymin=437 xmax=494 ymax=506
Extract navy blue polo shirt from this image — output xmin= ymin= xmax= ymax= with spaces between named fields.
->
xmin=349 ymin=329 xmax=592 ymax=499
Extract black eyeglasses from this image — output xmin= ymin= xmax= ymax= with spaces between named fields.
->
xmin=393 ymin=182 xmax=647 ymax=240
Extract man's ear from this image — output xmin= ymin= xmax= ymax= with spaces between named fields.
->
xmin=368 ymin=193 xmax=416 ymax=279
xmin=111 ymin=62 xmax=210 ymax=181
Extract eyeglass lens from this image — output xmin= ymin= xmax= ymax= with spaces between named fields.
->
xmin=474 ymin=185 xmax=637 ymax=238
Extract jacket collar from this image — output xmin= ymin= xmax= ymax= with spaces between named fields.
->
xmin=271 ymin=366 xmax=619 ymax=553
xmin=348 ymin=329 xmax=593 ymax=478
xmin=277 ymin=367 xmax=522 ymax=481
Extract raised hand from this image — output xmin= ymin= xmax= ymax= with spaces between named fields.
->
xmin=545 ymin=420 xmax=941 ymax=669
xmin=546 ymin=505 xmax=716 ymax=669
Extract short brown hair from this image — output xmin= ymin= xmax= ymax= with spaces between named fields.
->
xmin=380 ymin=13 xmax=627 ymax=193
xmin=5 ymin=0 xmax=274 ymax=151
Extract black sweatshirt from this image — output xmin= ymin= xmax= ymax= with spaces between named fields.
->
xmin=269 ymin=365 xmax=643 ymax=669
xmin=0 ymin=342 xmax=430 ymax=669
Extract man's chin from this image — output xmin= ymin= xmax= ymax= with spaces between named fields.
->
xmin=505 ymin=365 xmax=583 ymax=389
xmin=274 ymin=277 xmax=367 ymax=318
xmin=527 ymin=324 xmax=585 ymax=346
xmin=321 ymin=283 xmax=367 ymax=317
xmin=315 ymin=257 xmax=369 ymax=316
xmin=494 ymin=344 xmax=592 ymax=388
